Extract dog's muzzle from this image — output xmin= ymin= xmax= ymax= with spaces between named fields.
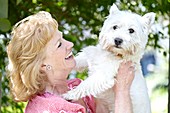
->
xmin=114 ymin=38 xmax=123 ymax=47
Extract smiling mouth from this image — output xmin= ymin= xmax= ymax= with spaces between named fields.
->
xmin=65 ymin=52 xmax=73 ymax=60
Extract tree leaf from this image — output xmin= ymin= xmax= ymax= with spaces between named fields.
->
xmin=0 ymin=0 xmax=8 ymax=18
xmin=16 ymin=0 xmax=22 ymax=5
xmin=0 ymin=18 xmax=11 ymax=32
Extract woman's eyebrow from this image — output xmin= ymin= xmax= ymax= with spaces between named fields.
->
xmin=54 ymin=31 xmax=62 ymax=46
xmin=54 ymin=40 xmax=59 ymax=46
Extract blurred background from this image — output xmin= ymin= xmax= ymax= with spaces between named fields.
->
xmin=0 ymin=0 xmax=169 ymax=113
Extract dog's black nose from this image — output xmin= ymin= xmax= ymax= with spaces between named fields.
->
xmin=114 ymin=38 xmax=123 ymax=46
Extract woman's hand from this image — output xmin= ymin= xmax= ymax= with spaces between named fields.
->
xmin=113 ymin=61 xmax=135 ymax=92
xmin=113 ymin=61 xmax=135 ymax=113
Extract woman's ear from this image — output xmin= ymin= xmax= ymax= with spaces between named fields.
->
xmin=40 ymin=64 xmax=46 ymax=73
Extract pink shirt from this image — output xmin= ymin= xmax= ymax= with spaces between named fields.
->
xmin=25 ymin=78 xmax=96 ymax=113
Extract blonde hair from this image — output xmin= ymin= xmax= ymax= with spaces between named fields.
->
xmin=7 ymin=11 xmax=58 ymax=102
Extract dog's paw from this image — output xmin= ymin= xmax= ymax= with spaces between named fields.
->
xmin=62 ymin=90 xmax=80 ymax=100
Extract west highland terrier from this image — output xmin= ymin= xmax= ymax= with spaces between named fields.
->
xmin=63 ymin=3 xmax=155 ymax=113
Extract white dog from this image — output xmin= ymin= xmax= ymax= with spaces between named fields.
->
xmin=63 ymin=4 xmax=155 ymax=113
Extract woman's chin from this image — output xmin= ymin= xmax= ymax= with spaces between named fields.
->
xmin=65 ymin=57 xmax=76 ymax=69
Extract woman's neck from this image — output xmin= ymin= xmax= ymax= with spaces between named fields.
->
xmin=45 ymin=80 xmax=69 ymax=96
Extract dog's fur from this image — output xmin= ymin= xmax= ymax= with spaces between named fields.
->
xmin=63 ymin=4 xmax=155 ymax=113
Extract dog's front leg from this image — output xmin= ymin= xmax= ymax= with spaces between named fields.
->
xmin=74 ymin=51 xmax=88 ymax=72
xmin=62 ymin=66 xmax=117 ymax=100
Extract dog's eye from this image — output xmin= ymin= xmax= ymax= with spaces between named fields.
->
xmin=113 ymin=25 xmax=118 ymax=30
xmin=129 ymin=28 xmax=135 ymax=33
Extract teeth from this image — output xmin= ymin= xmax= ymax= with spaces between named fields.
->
xmin=65 ymin=52 xmax=73 ymax=59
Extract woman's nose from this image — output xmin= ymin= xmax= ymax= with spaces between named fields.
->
xmin=66 ymin=40 xmax=74 ymax=49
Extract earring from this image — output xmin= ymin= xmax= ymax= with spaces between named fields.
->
xmin=46 ymin=65 xmax=52 ymax=70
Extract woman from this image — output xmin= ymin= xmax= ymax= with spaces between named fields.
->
xmin=7 ymin=11 xmax=134 ymax=113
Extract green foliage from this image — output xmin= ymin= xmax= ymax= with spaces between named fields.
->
xmin=0 ymin=0 xmax=8 ymax=18
xmin=0 ymin=18 xmax=11 ymax=32
xmin=0 ymin=0 xmax=169 ymax=112
xmin=0 ymin=35 xmax=26 ymax=113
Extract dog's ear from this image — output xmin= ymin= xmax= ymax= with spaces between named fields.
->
xmin=142 ymin=12 xmax=155 ymax=27
xmin=109 ymin=3 xmax=120 ymax=15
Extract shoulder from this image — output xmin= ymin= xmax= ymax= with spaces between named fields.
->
xmin=25 ymin=92 xmax=86 ymax=113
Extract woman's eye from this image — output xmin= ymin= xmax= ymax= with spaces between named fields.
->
xmin=58 ymin=42 xmax=62 ymax=48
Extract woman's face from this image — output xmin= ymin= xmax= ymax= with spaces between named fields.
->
xmin=43 ymin=30 xmax=76 ymax=81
